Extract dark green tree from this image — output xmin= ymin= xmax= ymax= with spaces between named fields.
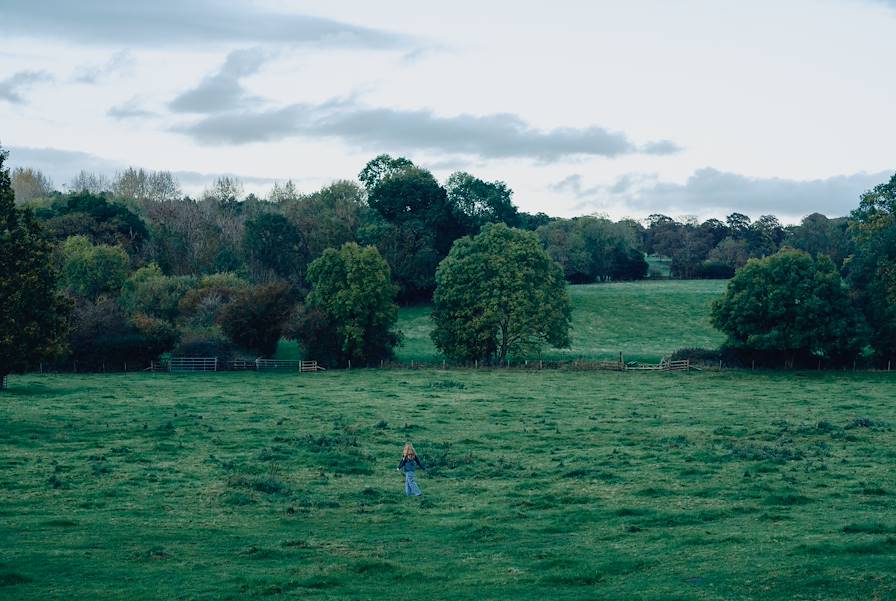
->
xmin=847 ymin=172 xmax=896 ymax=360
xmin=243 ymin=212 xmax=308 ymax=285
xmin=432 ymin=223 xmax=571 ymax=363
xmin=217 ymin=282 xmax=295 ymax=356
xmin=0 ymin=146 xmax=69 ymax=388
xmin=445 ymin=171 xmax=519 ymax=232
xmin=295 ymin=242 xmax=400 ymax=367
xmin=711 ymin=249 xmax=867 ymax=366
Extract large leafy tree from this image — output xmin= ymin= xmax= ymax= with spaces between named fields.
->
xmin=711 ymin=249 xmax=867 ymax=366
xmin=295 ymin=242 xmax=400 ymax=367
xmin=359 ymin=155 xmax=465 ymax=300
xmin=217 ymin=282 xmax=295 ymax=356
xmin=847 ymin=172 xmax=896 ymax=359
xmin=432 ymin=223 xmax=572 ymax=363
xmin=0 ymin=146 xmax=69 ymax=388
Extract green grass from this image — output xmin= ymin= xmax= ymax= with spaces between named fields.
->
xmin=1 ymin=369 xmax=894 ymax=600
xmin=395 ymin=280 xmax=727 ymax=363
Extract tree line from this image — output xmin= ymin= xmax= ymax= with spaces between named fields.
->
xmin=2 ymin=143 xmax=895 ymax=385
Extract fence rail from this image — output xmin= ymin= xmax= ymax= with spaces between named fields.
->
xmin=168 ymin=357 xmax=218 ymax=372
xmin=300 ymin=360 xmax=326 ymax=372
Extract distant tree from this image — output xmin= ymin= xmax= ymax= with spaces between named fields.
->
xmin=177 ymin=272 xmax=249 ymax=327
xmin=119 ymin=264 xmax=197 ymax=322
xmin=40 ymin=191 xmax=148 ymax=252
xmin=269 ymin=180 xmax=300 ymax=203
xmin=112 ymin=167 xmax=181 ymax=203
xmin=360 ymin=156 xmax=464 ymax=300
xmin=726 ymin=212 xmax=752 ymax=238
xmin=708 ymin=237 xmax=751 ymax=271
xmin=203 ymin=176 xmax=244 ymax=213
xmin=432 ymin=223 xmax=571 ymax=363
xmin=847 ymin=172 xmax=896 ymax=360
xmin=358 ymin=154 xmax=415 ymax=190
xmin=294 ymin=242 xmax=400 ymax=366
xmin=711 ymin=250 xmax=867 ymax=366
xmin=445 ymin=171 xmax=519 ymax=232
xmin=243 ymin=212 xmax=308 ymax=286
xmin=609 ymin=245 xmax=649 ymax=280
xmin=516 ymin=211 xmax=553 ymax=231
xmin=786 ymin=213 xmax=851 ymax=268
xmin=281 ymin=180 xmax=366 ymax=258
xmin=69 ymin=170 xmax=111 ymax=194
xmin=11 ymin=167 xmax=54 ymax=204
xmin=0 ymin=147 xmax=69 ymax=388
xmin=747 ymin=215 xmax=785 ymax=257
xmin=56 ymin=236 xmax=130 ymax=300
xmin=218 ymin=282 xmax=295 ymax=356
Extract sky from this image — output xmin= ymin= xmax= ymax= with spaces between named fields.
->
xmin=1 ymin=0 xmax=894 ymax=223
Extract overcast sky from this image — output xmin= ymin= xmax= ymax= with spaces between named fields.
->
xmin=1 ymin=0 xmax=894 ymax=222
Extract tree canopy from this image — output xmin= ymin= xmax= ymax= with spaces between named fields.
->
xmin=0 ymin=146 xmax=69 ymax=387
xmin=711 ymin=249 xmax=867 ymax=366
xmin=432 ymin=223 xmax=571 ymax=363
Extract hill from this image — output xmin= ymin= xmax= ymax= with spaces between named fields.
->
xmin=395 ymin=280 xmax=728 ymax=363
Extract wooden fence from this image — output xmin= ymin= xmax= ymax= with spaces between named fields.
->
xmin=300 ymin=360 xmax=325 ymax=372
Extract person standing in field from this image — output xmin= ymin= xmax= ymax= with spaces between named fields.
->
xmin=397 ymin=443 xmax=425 ymax=496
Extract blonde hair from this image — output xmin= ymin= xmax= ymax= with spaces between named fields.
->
xmin=402 ymin=443 xmax=416 ymax=459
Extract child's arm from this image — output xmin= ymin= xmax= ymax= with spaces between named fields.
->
xmin=414 ymin=456 xmax=425 ymax=470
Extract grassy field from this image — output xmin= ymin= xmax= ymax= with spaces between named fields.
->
xmin=394 ymin=280 xmax=727 ymax=363
xmin=2 ymin=369 xmax=894 ymax=600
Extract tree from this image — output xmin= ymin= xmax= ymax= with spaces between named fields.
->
xmin=40 ymin=191 xmax=148 ymax=253
xmin=0 ymin=146 xmax=69 ymax=388
xmin=112 ymin=167 xmax=181 ymax=203
xmin=56 ymin=236 xmax=130 ymax=300
xmin=119 ymin=264 xmax=197 ymax=321
xmin=360 ymin=156 xmax=465 ymax=300
xmin=295 ymin=242 xmax=400 ymax=366
xmin=847 ymin=172 xmax=896 ymax=360
xmin=710 ymin=250 xmax=867 ymax=366
xmin=11 ymin=167 xmax=53 ymax=205
xmin=69 ymin=170 xmax=110 ymax=194
xmin=445 ymin=171 xmax=519 ymax=232
xmin=432 ymin=223 xmax=571 ymax=363
xmin=217 ymin=283 xmax=295 ymax=356
xmin=786 ymin=213 xmax=851 ymax=268
xmin=243 ymin=212 xmax=308 ymax=286
xmin=282 ymin=180 xmax=366 ymax=258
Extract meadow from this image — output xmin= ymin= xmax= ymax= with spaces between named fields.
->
xmin=1 ymin=368 xmax=894 ymax=600
xmin=394 ymin=280 xmax=727 ymax=363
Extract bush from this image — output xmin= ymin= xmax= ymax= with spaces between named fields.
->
xmin=217 ymin=283 xmax=295 ymax=356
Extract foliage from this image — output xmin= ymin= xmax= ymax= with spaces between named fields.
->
xmin=0 ymin=146 xmax=69 ymax=385
xmin=297 ymin=242 xmax=400 ymax=366
xmin=243 ymin=212 xmax=308 ymax=285
xmin=281 ymin=180 xmax=366 ymax=258
xmin=537 ymin=216 xmax=646 ymax=283
xmin=360 ymin=156 xmax=465 ymax=300
xmin=445 ymin=171 xmax=519 ymax=232
xmin=67 ymin=296 xmax=177 ymax=365
xmin=56 ymin=236 xmax=130 ymax=300
xmin=846 ymin=172 xmax=896 ymax=360
xmin=711 ymin=249 xmax=867 ymax=365
xmin=11 ymin=167 xmax=53 ymax=205
xmin=217 ymin=282 xmax=295 ymax=356
xmin=432 ymin=223 xmax=571 ymax=362
xmin=119 ymin=264 xmax=197 ymax=322
xmin=38 ymin=191 xmax=148 ymax=252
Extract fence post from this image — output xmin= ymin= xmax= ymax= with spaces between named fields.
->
xmin=751 ymin=360 xmax=755 ymax=371
xmin=349 ymin=360 xmax=352 ymax=370
xmin=888 ymin=360 xmax=892 ymax=372
xmin=74 ymin=360 xmax=77 ymax=373
xmin=540 ymin=360 xmax=543 ymax=370
xmin=475 ymin=359 xmax=478 ymax=369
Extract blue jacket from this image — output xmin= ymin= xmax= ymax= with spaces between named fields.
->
xmin=398 ymin=456 xmax=425 ymax=472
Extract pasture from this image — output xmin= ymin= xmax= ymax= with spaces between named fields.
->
xmin=395 ymin=280 xmax=727 ymax=363
xmin=1 ymin=369 xmax=894 ymax=600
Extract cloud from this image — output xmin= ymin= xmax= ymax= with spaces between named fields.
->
xmin=73 ymin=50 xmax=135 ymax=84
xmin=107 ymin=97 xmax=156 ymax=120
xmin=174 ymin=98 xmax=680 ymax=161
xmin=557 ymin=168 xmax=895 ymax=220
xmin=0 ymin=70 xmax=53 ymax=104
xmin=169 ymin=48 xmax=267 ymax=114
xmin=2 ymin=0 xmax=410 ymax=49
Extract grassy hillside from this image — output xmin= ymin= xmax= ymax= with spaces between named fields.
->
xmin=1 ymin=370 xmax=894 ymax=600
xmin=395 ymin=280 xmax=728 ymax=363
